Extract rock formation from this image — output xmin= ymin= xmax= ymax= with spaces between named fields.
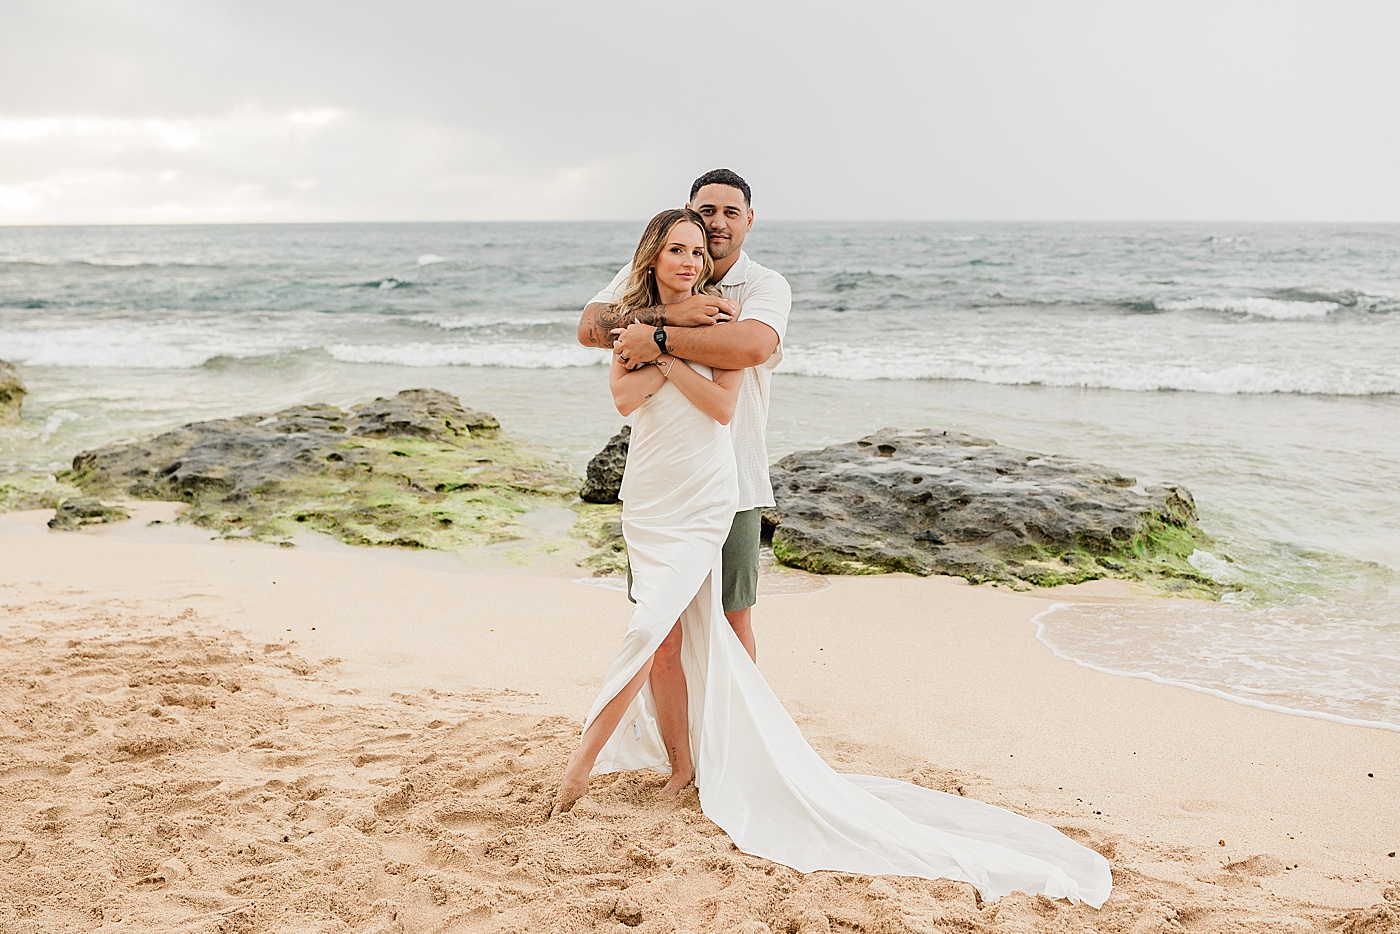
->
xmin=579 ymin=426 xmax=630 ymax=504
xmin=65 ymin=389 xmax=577 ymax=549
xmin=765 ymin=428 xmax=1215 ymax=589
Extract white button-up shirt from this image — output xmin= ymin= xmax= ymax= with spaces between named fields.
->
xmin=590 ymin=250 xmax=792 ymax=510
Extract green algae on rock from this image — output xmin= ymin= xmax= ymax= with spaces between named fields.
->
xmin=0 ymin=472 xmax=85 ymax=513
xmin=0 ymin=359 xmax=24 ymax=425
xmin=61 ymin=389 xmax=581 ymax=550
xmin=571 ymin=502 xmax=627 ymax=576
xmin=48 ymin=498 xmax=131 ymax=531
xmin=764 ymin=428 xmax=1222 ymax=593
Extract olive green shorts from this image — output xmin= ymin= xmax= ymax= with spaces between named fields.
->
xmin=627 ymin=507 xmax=763 ymax=613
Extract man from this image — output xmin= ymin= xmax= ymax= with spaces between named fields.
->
xmin=576 ymin=168 xmax=791 ymax=793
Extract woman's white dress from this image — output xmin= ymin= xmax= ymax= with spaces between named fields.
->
xmin=583 ymin=363 xmax=1112 ymax=908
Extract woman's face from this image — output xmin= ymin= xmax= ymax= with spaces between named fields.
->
xmin=650 ymin=220 xmax=706 ymax=296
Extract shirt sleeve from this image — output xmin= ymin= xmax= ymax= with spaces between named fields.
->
xmin=589 ymin=264 xmax=632 ymax=306
xmin=736 ymin=269 xmax=792 ymax=370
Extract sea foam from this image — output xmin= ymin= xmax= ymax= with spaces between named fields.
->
xmin=0 ymin=327 xmax=274 ymax=369
xmin=1155 ymin=296 xmax=1339 ymax=319
xmin=1033 ymin=601 xmax=1400 ymax=732
xmin=326 ymin=341 xmax=604 ymax=369
xmin=406 ymin=313 xmax=580 ymax=331
xmin=779 ymin=347 xmax=1400 ymax=396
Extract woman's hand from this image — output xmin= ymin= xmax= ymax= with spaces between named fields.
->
xmin=665 ymin=293 xmax=737 ymax=327
xmin=611 ymin=323 xmax=661 ymax=368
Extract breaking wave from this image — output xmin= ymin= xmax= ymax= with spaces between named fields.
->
xmin=781 ymin=347 xmax=1400 ymax=396
xmin=0 ymin=326 xmax=288 ymax=369
xmin=1148 ymin=289 xmax=1394 ymax=319
xmin=405 ymin=313 xmax=580 ymax=331
xmin=326 ymin=342 xmax=603 ymax=369
xmin=1155 ymin=296 xmax=1339 ymax=319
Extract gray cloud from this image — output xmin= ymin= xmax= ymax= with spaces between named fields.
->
xmin=2 ymin=0 xmax=1397 ymax=223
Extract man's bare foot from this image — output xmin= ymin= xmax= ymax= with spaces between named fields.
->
xmin=659 ymin=770 xmax=694 ymax=797
xmin=549 ymin=754 xmax=591 ymax=818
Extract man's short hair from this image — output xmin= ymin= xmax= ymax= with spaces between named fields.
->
xmin=690 ymin=168 xmax=752 ymax=207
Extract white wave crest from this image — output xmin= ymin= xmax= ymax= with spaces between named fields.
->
xmin=2 ymin=257 xmax=207 ymax=268
xmin=405 ymin=313 xmax=580 ymax=331
xmin=780 ymin=347 xmax=1400 ymax=396
xmin=39 ymin=408 xmax=83 ymax=443
xmin=1156 ymin=296 xmax=1338 ymax=319
xmin=326 ymin=341 xmax=605 ymax=369
xmin=0 ymin=326 xmax=280 ymax=369
xmin=1187 ymin=549 xmax=1240 ymax=584
xmin=417 ymin=254 xmax=445 ymax=266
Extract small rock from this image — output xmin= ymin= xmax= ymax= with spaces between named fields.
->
xmin=580 ymin=426 xmax=630 ymax=504
xmin=0 ymin=359 xmax=24 ymax=424
xmin=48 ymin=498 xmax=130 ymax=531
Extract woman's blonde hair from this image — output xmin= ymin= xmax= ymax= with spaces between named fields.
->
xmin=614 ymin=208 xmax=720 ymax=320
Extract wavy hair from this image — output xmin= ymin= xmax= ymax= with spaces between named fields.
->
xmin=614 ymin=208 xmax=719 ymax=320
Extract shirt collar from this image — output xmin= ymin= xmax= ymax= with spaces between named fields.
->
xmin=717 ymin=250 xmax=751 ymax=287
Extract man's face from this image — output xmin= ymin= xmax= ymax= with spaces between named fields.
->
xmin=689 ymin=184 xmax=753 ymax=263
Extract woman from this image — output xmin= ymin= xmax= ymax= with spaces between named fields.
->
xmin=553 ymin=209 xmax=1113 ymax=909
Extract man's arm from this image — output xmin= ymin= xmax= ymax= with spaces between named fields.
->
xmin=611 ymin=318 xmax=777 ymax=370
xmin=612 ymin=272 xmax=788 ymax=369
xmin=664 ymin=320 xmax=778 ymax=370
xmin=577 ymin=301 xmax=664 ymax=349
xmin=578 ymin=293 xmax=737 ymax=349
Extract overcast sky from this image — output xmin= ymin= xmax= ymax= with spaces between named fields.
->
xmin=1 ymin=1 xmax=1397 ymax=224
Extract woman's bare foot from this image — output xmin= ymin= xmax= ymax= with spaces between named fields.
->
xmin=659 ymin=770 xmax=694 ymax=797
xmin=549 ymin=753 xmax=591 ymax=817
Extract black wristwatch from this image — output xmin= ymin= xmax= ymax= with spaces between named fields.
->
xmin=653 ymin=323 xmax=668 ymax=355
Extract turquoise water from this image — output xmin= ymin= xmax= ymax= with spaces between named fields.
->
xmin=2 ymin=221 xmax=1397 ymax=727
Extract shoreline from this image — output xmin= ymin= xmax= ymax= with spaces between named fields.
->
xmin=1031 ymin=602 xmax=1400 ymax=735
xmin=2 ymin=506 xmax=1397 ymax=929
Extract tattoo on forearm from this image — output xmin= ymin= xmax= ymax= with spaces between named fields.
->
xmin=592 ymin=303 xmax=662 ymax=347
xmin=595 ymin=304 xmax=627 ymax=339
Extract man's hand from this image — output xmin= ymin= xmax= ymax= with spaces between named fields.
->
xmin=611 ymin=322 xmax=662 ymax=368
xmin=664 ymin=294 xmax=738 ymax=327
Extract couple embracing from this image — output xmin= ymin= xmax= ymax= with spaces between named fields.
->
xmin=557 ymin=169 xmax=1111 ymax=908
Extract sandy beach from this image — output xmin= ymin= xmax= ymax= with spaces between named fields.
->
xmin=1 ymin=503 xmax=1395 ymax=933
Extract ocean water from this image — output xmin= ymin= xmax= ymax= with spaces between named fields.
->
xmin=2 ymin=221 xmax=1398 ymax=729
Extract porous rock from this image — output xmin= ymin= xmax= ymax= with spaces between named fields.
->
xmin=580 ymin=426 xmax=630 ymax=504
xmin=64 ymin=389 xmax=576 ymax=549
xmin=0 ymin=359 xmax=24 ymax=424
xmin=346 ymin=388 xmax=499 ymax=440
xmin=764 ymin=428 xmax=1213 ymax=589
xmin=47 ymin=498 xmax=130 ymax=531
